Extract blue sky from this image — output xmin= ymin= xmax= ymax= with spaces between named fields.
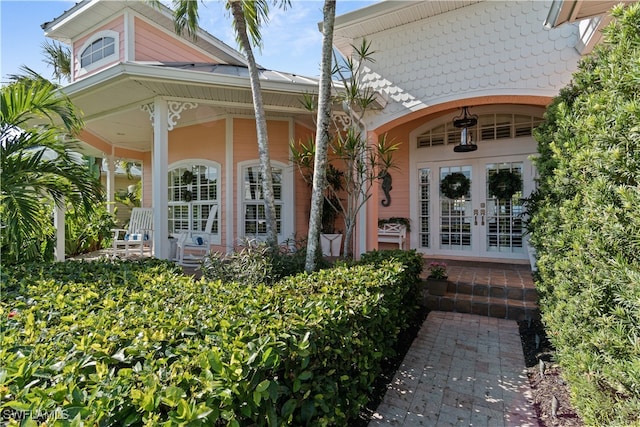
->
xmin=1 ymin=0 xmax=377 ymax=83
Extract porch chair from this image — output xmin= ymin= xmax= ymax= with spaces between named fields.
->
xmin=111 ymin=207 xmax=153 ymax=257
xmin=176 ymin=206 xmax=218 ymax=266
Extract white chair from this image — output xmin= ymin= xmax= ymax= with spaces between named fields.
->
xmin=111 ymin=208 xmax=153 ymax=257
xmin=176 ymin=206 xmax=218 ymax=266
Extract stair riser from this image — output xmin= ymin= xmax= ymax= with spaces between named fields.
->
xmin=443 ymin=282 xmax=538 ymax=303
xmin=423 ymin=295 xmax=540 ymax=321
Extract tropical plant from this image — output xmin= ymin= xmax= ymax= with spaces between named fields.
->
xmin=65 ymin=202 xmax=116 ymax=257
xmin=0 ymin=69 xmax=104 ymax=263
xmin=293 ymin=40 xmax=399 ymax=260
xmin=41 ymin=40 xmax=71 ymax=83
xmin=160 ymin=0 xmax=290 ymax=247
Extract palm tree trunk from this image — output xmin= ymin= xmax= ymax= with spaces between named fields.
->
xmin=230 ymin=1 xmax=278 ymax=246
xmin=305 ymin=0 xmax=336 ymax=271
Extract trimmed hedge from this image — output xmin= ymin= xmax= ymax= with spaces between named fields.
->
xmin=1 ymin=251 xmax=420 ymax=426
xmin=528 ymin=4 xmax=640 ymax=425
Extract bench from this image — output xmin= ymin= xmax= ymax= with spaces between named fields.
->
xmin=377 ymin=223 xmax=407 ymax=250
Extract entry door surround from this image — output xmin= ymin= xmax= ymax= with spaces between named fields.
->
xmin=408 ymin=107 xmax=540 ymax=261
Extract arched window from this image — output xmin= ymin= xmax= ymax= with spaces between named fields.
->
xmin=78 ymin=31 xmax=118 ymax=70
xmin=417 ymin=112 xmax=543 ymax=148
xmin=168 ymin=161 xmax=220 ymax=244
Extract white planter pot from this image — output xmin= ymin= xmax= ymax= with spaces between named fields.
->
xmin=320 ymin=233 xmax=343 ymax=257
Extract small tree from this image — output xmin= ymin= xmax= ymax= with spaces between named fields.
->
xmin=292 ymin=40 xmax=400 ymax=259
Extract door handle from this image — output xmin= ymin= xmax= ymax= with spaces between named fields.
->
xmin=480 ymin=209 xmax=485 ymax=226
xmin=473 ymin=209 xmax=478 ymax=226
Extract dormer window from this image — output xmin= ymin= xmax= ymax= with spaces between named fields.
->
xmin=81 ymin=37 xmax=115 ymax=67
xmin=77 ymin=30 xmax=118 ymax=73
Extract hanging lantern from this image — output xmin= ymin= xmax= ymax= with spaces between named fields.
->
xmin=453 ymin=106 xmax=478 ymax=152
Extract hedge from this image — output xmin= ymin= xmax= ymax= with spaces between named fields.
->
xmin=528 ymin=4 xmax=640 ymax=425
xmin=1 ymin=251 xmax=421 ymax=426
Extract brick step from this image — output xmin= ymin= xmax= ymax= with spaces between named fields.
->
xmin=419 ymin=290 xmax=540 ymax=321
xmin=444 ymin=280 xmax=538 ymax=303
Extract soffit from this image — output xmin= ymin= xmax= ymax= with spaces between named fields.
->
xmin=63 ymin=64 xmax=316 ymax=153
xmin=333 ymin=0 xmax=483 ymax=56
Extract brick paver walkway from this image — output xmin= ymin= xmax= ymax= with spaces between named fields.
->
xmin=369 ymin=311 xmax=537 ymax=427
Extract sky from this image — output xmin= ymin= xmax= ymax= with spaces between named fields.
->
xmin=0 ymin=0 xmax=378 ymax=83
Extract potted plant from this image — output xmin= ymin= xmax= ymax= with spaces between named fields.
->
xmin=426 ymin=261 xmax=449 ymax=296
xmin=319 ymin=165 xmax=344 ymax=257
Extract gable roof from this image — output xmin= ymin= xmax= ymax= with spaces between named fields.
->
xmin=41 ymin=0 xmax=246 ymax=66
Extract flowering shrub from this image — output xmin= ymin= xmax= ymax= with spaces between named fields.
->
xmin=427 ymin=261 xmax=447 ymax=279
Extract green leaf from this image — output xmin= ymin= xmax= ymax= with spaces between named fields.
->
xmin=298 ymin=371 xmax=313 ymax=381
xmin=256 ymin=379 xmax=270 ymax=393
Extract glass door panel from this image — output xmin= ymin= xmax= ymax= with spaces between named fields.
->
xmin=439 ymin=166 xmax=472 ymax=251
xmin=418 ymin=168 xmax=431 ymax=248
xmin=485 ymin=162 xmax=524 ymax=254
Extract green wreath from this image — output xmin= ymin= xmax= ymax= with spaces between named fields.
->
xmin=488 ymin=169 xmax=522 ymax=200
xmin=440 ymin=172 xmax=470 ymax=199
xmin=182 ymin=170 xmax=195 ymax=185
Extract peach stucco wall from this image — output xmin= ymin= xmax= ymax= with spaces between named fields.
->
xmin=73 ymin=16 xmax=124 ymax=81
xmin=134 ymin=18 xmax=212 ymax=63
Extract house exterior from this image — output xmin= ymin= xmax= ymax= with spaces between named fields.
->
xmin=43 ymin=0 xmax=627 ymax=263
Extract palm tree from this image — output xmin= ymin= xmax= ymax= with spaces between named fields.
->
xmin=163 ymin=0 xmax=289 ymax=247
xmin=0 ymin=69 xmax=103 ymax=262
xmin=41 ymin=40 xmax=72 ymax=84
xmin=304 ymin=0 xmax=336 ymax=271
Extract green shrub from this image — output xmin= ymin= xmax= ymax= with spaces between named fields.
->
xmin=528 ymin=4 xmax=640 ymax=425
xmin=202 ymin=238 xmax=328 ymax=285
xmin=1 ymin=255 xmax=416 ymax=426
xmin=65 ymin=202 xmax=117 ymax=257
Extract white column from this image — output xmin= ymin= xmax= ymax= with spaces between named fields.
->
xmin=54 ymin=201 xmax=65 ymax=262
xmin=106 ymin=155 xmax=116 ymax=214
xmin=152 ymin=98 xmax=170 ymax=259
xmin=225 ymin=117 xmax=234 ymax=253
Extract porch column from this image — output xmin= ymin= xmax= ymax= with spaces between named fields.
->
xmin=54 ymin=200 xmax=65 ymax=262
xmin=105 ymin=155 xmax=116 ymax=214
xmin=366 ymin=130 xmax=380 ymax=253
xmin=152 ymin=98 xmax=170 ymax=259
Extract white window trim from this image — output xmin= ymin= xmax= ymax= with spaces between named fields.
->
xmin=237 ymin=160 xmax=294 ymax=244
xmin=77 ymin=30 xmax=119 ymax=76
xmin=168 ymin=159 xmax=221 ymax=245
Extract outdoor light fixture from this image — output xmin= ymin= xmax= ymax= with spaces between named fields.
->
xmin=453 ymin=106 xmax=478 ymax=152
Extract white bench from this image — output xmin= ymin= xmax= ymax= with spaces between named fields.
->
xmin=377 ymin=223 xmax=407 ymax=250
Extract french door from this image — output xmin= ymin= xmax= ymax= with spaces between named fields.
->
xmin=417 ymin=157 xmax=529 ymax=260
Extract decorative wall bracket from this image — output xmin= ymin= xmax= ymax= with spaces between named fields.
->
xmin=333 ymin=112 xmax=353 ymax=132
xmin=141 ymin=101 xmax=198 ymax=131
